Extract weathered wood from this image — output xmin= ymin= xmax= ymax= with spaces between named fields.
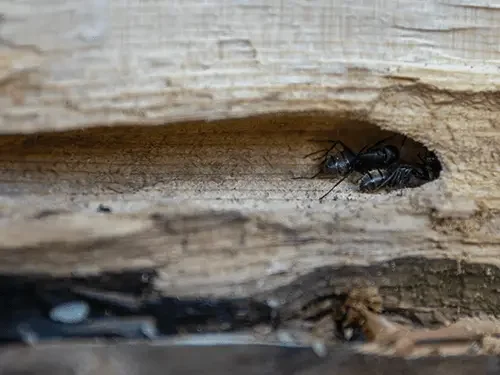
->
xmin=2 ymin=0 xmax=500 ymax=132
xmin=1 ymin=207 xmax=499 ymax=300
xmin=1 ymin=0 xmax=500 ymax=201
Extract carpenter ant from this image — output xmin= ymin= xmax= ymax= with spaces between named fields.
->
xmin=358 ymin=151 xmax=441 ymax=193
xmin=303 ymin=134 xmax=405 ymax=200
xmin=358 ymin=165 xmax=432 ymax=193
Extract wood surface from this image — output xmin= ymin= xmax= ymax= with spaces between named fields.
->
xmin=2 ymin=340 xmax=499 ymax=375
xmin=1 ymin=0 xmax=500 ymax=346
xmin=2 ymin=0 xmax=500 ymax=204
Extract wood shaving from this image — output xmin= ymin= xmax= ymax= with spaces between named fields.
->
xmin=341 ymin=288 xmax=500 ymax=357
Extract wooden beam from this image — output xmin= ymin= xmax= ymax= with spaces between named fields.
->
xmin=1 ymin=340 xmax=499 ymax=375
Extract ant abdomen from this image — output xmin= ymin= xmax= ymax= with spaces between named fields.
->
xmin=358 ymin=169 xmax=389 ymax=193
xmin=359 ymin=164 xmax=433 ymax=193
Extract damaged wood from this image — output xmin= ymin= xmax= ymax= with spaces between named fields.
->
xmin=0 ymin=206 xmax=499 ymax=298
xmin=1 ymin=208 xmax=500 ymax=342
xmin=1 ymin=0 xmax=500 ymax=369
xmin=338 ymin=287 xmax=500 ymax=357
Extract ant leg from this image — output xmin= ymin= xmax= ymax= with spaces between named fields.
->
xmin=318 ymin=173 xmax=351 ymax=201
xmin=303 ymin=139 xmax=352 ymax=161
xmin=330 ymin=140 xmax=355 ymax=156
xmin=397 ymin=168 xmax=416 ymax=188
xmin=393 ymin=168 xmax=413 ymax=189
xmin=306 ymin=139 xmax=344 ymax=145
xmin=306 ymin=138 xmax=339 ymax=143
xmin=306 ymin=139 xmax=354 ymax=155
xmin=301 ymin=141 xmax=339 ymax=161
xmin=363 ymin=134 xmax=399 ymax=152
xmin=303 ymin=148 xmax=329 ymax=159
xmin=376 ymin=168 xmax=398 ymax=191
xmin=292 ymin=170 xmax=322 ymax=180
xmin=70 ymin=285 xmax=143 ymax=313
xmin=400 ymin=135 xmax=407 ymax=149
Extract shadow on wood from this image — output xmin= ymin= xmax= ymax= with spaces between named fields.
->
xmin=0 ymin=340 xmax=499 ymax=375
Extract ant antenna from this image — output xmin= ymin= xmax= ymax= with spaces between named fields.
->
xmin=318 ymin=173 xmax=351 ymax=201
xmin=362 ymin=133 xmax=399 ymax=153
xmin=303 ymin=139 xmax=344 ymax=160
xmin=400 ymin=135 xmax=407 ymax=149
xmin=292 ymin=170 xmax=322 ymax=180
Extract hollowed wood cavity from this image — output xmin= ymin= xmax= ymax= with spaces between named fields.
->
xmin=0 ymin=112 xmax=441 ymax=210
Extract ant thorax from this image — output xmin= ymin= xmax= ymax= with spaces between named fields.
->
xmin=322 ymin=152 xmax=353 ymax=176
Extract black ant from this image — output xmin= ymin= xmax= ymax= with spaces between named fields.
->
xmin=300 ymin=134 xmax=405 ymax=200
xmin=358 ymin=151 xmax=441 ymax=193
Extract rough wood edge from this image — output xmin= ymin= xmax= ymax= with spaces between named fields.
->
xmin=0 ymin=201 xmax=498 ymax=296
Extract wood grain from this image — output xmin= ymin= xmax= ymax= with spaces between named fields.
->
xmin=1 ymin=0 xmax=500 ymax=342
xmin=2 ymin=341 xmax=499 ymax=375
xmin=2 ymin=0 xmax=500 ymax=132
xmin=1 ymin=205 xmax=498 ymax=301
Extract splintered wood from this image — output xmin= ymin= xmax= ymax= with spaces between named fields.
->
xmin=342 ymin=287 xmax=500 ymax=357
xmin=2 ymin=2 xmax=500 ymax=371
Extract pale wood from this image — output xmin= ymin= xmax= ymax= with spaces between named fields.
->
xmin=2 ymin=0 xmax=500 ymax=135
xmin=0 ymin=202 xmax=498 ymax=297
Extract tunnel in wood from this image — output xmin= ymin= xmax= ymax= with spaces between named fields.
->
xmin=0 ymin=112 xmax=442 ymax=213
